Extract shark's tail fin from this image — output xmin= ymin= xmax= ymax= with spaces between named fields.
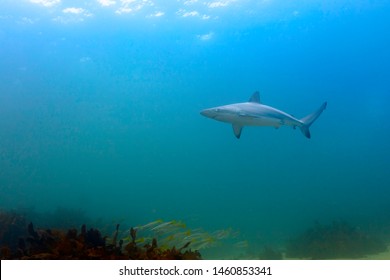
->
xmin=299 ymin=102 xmax=327 ymax=138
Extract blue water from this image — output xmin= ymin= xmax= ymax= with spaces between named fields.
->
xmin=1 ymin=1 xmax=390 ymax=258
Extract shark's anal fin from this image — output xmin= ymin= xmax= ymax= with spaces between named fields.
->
xmin=249 ymin=91 xmax=261 ymax=103
xmin=232 ymin=124 xmax=243 ymax=139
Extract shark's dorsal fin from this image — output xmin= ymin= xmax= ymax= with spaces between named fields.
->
xmin=249 ymin=91 xmax=260 ymax=103
xmin=232 ymin=124 xmax=243 ymax=139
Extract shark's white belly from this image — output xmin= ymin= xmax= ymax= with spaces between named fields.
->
xmin=230 ymin=115 xmax=281 ymax=127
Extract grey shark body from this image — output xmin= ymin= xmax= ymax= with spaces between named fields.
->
xmin=200 ymin=91 xmax=327 ymax=139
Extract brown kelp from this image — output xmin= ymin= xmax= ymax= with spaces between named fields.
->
xmin=0 ymin=209 xmax=28 ymax=258
xmin=285 ymin=221 xmax=387 ymax=259
xmin=0 ymin=210 xmax=202 ymax=260
xmin=1 ymin=210 xmax=241 ymax=260
xmin=122 ymin=226 xmax=201 ymax=260
xmin=1 ymin=222 xmax=201 ymax=260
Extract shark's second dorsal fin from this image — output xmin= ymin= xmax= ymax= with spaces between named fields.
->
xmin=249 ymin=91 xmax=260 ymax=103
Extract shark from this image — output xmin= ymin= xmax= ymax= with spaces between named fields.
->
xmin=200 ymin=91 xmax=327 ymax=139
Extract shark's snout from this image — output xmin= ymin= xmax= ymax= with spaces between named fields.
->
xmin=200 ymin=108 xmax=216 ymax=119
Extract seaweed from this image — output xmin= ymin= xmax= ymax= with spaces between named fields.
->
xmin=122 ymin=227 xmax=201 ymax=260
xmin=1 ymin=219 xmax=201 ymax=260
xmin=285 ymin=221 xmax=387 ymax=259
xmin=1 ymin=209 xmax=229 ymax=260
xmin=0 ymin=209 xmax=28 ymax=258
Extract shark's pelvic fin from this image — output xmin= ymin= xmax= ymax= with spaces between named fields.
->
xmin=299 ymin=102 xmax=327 ymax=139
xmin=249 ymin=91 xmax=261 ymax=103
xmin=232 ymin=124 xmax=243 ymax=139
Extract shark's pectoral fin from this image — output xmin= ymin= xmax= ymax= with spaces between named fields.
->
xmin=232 ymin=124 xmax=243 ymax=139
